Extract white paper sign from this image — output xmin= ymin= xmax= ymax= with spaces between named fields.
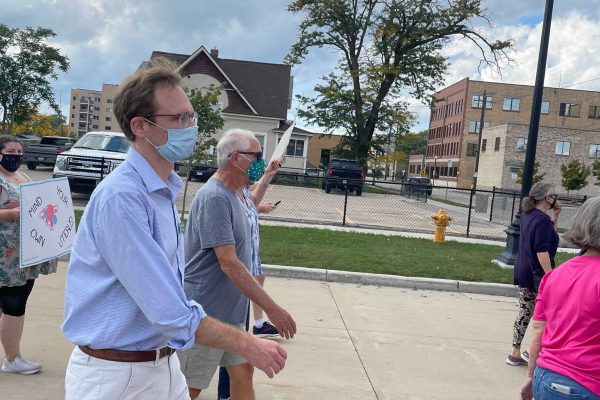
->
xmin=19 ymin=178 xmax=76 ymax=268
xmin=269 ymin=122 xmax=295 ymax=164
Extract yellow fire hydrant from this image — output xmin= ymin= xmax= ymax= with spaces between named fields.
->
xmin=431 ymin=208 xmax=453 ymax=243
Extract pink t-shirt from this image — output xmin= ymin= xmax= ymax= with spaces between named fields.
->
xmin=533 ymin=255 xmax=600 ymax=395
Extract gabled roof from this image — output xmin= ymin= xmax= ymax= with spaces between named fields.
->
xmin=148 ymin=47 xmax=291 ymax=120
xmin=272 ymin=120 xmax=315 ymax=136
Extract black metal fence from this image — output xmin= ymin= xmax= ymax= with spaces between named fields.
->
xmin=21 ymin=163 xmax=585 ymax=242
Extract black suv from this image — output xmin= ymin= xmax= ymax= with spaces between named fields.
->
xmin=322 ymin=158 xmax=365 ymax=196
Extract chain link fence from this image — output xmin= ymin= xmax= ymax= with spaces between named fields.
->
xmin=21 ymin=164 xmax=585 ymax=242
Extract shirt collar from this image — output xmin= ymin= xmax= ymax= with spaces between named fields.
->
xmin=127 ymin=147 xmax=183 ymax=201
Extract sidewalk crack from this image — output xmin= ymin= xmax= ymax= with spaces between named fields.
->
xmin=327 ymin=284 xmax=380 ymax=399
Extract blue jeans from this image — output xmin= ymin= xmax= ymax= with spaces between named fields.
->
xmin=534 ymin=366 xmax=600 ymax=399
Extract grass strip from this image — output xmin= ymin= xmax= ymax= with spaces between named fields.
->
xmin=260 ymin=225 xmax=574 ymax=284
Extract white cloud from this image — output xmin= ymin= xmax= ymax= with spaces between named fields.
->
xmin=4 ymin=0 xmax=600 ymax=134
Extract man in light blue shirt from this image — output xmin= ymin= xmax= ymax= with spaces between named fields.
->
xmin=62 ymin=64 xmax=287 ymax=400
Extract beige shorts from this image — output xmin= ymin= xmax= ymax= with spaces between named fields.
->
xmin=177 ymin=323 xmax=247 ymax=390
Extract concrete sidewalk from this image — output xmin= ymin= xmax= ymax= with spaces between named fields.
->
xmin=1 ymin=261 xmax=531 ymax=399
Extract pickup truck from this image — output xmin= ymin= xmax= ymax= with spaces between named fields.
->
xmin=53 ymin=131 xmax=130 ymax=194
xmin=23 ymin=136 xmax=75 ymax=170
xmin=321 ymin=158 xmax=365 ymax=196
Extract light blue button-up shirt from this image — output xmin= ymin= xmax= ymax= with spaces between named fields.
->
xmin=62 ymin=148 xmax=206 ymax=351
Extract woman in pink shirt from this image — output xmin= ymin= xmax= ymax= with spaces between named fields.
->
xmin=520 ymin=196 xmax=600 ymax=400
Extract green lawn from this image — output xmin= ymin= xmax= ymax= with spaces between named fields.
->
xmin=73 ymin=209 xmax=576 ymax=284
xmin=259 ymin=226 xmax=575 ymax=284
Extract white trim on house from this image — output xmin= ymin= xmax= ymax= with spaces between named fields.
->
xmin=175 ymin=46 xmax=259 ymax=115
xmin=253 ymin=132 xmax=268 ymax=157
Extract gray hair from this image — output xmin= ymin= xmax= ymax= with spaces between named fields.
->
xmin=521 ymin=182 xmax=553 ymax=213
xmin=216 ymin=128 xmax=258 ymax=168
xmin=563 ymin=196 xmax=600 ymax=250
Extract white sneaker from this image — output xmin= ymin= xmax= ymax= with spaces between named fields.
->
xmin=1 ymin=355 xmax=42 ymax=374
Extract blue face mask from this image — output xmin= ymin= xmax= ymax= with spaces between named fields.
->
xmin=146 ymin=125 xmax=198 ymax=162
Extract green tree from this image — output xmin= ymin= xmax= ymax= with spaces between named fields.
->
xmin=396 ymin=130 xmax=427 ymax=155
xmin=12 ymin=112 xmax=56 ymax=136
xmin=285 ymin=0 xmax=512 ymax=167
xmin=516 ymin=160 xmax=545 ymax=185
xmin=560 ymin=160 xmax=591 ymax=194
xmin=0 ymin=25 xmax=69 ymax=134
xmin=592 ymin=159 xmax=600 ymax=186
xmin=187 ymin=86 xmax=225 ymax=165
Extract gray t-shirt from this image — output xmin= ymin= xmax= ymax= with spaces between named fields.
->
xmin=183 ymin=177 xmax=252 ymax=325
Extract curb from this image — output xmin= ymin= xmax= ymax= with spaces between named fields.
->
xmin=55 ymin=257 xmax=518 ymax=297
xmin=262 ymin=264 xmax=518 ymax=298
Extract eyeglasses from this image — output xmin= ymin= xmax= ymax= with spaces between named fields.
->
xmin=144 ymin=112 xmax=198 ymax=128
xmin=230 ymin=151 xmax=262 ymax=161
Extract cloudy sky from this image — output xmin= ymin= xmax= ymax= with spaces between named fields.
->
xmin=3 ymin=0 xmax=600 ymax=132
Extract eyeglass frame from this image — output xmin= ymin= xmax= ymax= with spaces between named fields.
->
xmin=143 ymin=112 xmax=198 ymax=128
xmin=229 ymin=151 xmax=263 ymax=161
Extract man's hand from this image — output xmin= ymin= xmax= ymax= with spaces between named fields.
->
xmin=265 ymin=305 xmax=296 ymax=339
xmin=244 ymin=336 xmax=288 ymax=378
xmin=520 ymin=376 xmax=533 ymax=400
xmin=264 ymin=159 xmax=282 ymax=179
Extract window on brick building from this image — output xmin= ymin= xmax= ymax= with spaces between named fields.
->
xmin=559 ymin=103 xmax=580 ymax=117
xmin=555 ymin=141 xmax=571 ymax=155
xmin=503 ymin=97 xmax=520 ymax=112
xmin=472 ymin=95 xmax=492 ymax=109
xmin=468 ymin=120 xmax=490 ymax=133
xmin=481 ymin=139 xmax=487 ymax=152
xmin=540 ymin=101 xmax=550 ymax=114
xmin=494 ymin=137 xmax=501 ymax=151
xmin=590 ymin=144 xmax=600 ymax=158
xmin=516 ymin=138 xmax=528 ymax=152
xmin=588 ymin=105 xmax=600 ymax=119
xmin=466 ymin=143 xmax=478 ymax=157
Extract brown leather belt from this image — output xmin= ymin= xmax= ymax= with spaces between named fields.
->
xmin=78 ymin=345 xmax=176 ymax=362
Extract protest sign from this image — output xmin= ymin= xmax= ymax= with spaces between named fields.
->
xmin=269 ymin=122 xmax=295 ymax=164
xmin=19 ymin=177 xmax=76 ymax=267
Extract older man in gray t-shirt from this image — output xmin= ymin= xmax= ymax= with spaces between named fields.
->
xmin=183 ymin=177 xmax=251 ymax=325
xmin=178 ymin=129 xmax=296 ymax=400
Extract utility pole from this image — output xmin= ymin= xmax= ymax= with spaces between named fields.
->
xmin=497 ymin=0 xmax=554 ymax=265
xmin=472 ymin=90 xmax=487 ymax=190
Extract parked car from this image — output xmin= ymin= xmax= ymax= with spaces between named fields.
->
xmin=402 ymin=177 xmax=433 ymax=196
xmin=53 ymin=131 xmax=130 ymax=194
xmin=304 ymin=168 xmax=324 ymax=177
xmin=15 ymin=134 xmax=42 ymax=146
xmin=322 ymin=158 xmax=365 ymax=196
xmin=23 ymin=136 xmax=75 ymax=170
xmin=187 ymin=162 xmax=217 ymax=182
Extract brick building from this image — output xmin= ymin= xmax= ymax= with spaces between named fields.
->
xmin=68 ymin=84 xmax=119 ymax=138
xmin=424 ymin=78 xmax=600 ymax=188
xmin=477 ymin=123 xmax=600 ymax=196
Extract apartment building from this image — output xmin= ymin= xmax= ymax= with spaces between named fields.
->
xmin=478 ymin=123 xmax=600 ymax=196
xmin=423 ymin=78 xmax=600 ymax=188
xmin=68 ymin=83 xmax=119 ymax=138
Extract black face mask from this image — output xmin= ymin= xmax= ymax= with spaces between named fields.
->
xmin=0 ymin=154 xmax=23 ymax=172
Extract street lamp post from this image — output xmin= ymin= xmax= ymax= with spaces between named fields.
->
xmin=433 ymin=155 xmax=437 ymax=186
xmin=497 ymin=0 xmax=554 ymax=266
